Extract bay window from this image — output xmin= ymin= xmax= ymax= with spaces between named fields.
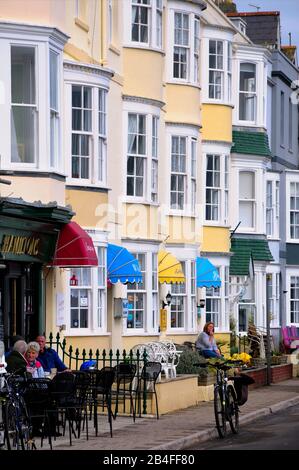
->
xmin=209 ymin=40 xmax=223 ymax=100
xmin=127 ymin=253 xmax=146 ymax=329
xmin=131 ymin=0 xmax=163 ymax=49
xmin=266 ymin=177 xmax=279 ymax=238
xmin=50 ymin=50 xmax=59 ymax=168
xmin=290 ymin=182 xmax=299 ymax=240
xmin=127 ymin=112 xmax=159 ymax=200
xmin=239 ymin=171 xmax=255 ymax=229
xmin=11 ymin=46 xmax=37 ymax=164
xmin=71 ymin=85 xmax=107 ymax=183
xmin=290 ymin=276 xmax=299 ymax=324
xmin=69 ymin=244 xmax=107 ymax=332
xmin=170 ymin=133 xmax=197 ymax=213
xmin=172 ymin=10 xmax=201 ymax=84
xmin=239 ymin=63 xmax=257 ymax=122
xmin=205 ymin=153 xmax=229 ymax=224
xmin=171 ymin=262 xmax=186 ymax=328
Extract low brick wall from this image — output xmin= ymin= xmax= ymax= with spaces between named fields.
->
xmin=242 ymin=364 xmax=293 ymax=388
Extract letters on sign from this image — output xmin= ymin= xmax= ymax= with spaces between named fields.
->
xmin=0 ymin=234 xmax=40 ymax=256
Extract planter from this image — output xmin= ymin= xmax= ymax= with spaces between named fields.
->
xmin=271 ymin=355 xmax=288 ymax=365
xmin=251 ymin=357 xmax=266 ymax=368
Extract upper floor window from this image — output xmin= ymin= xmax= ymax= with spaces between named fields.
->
xmin=289 ymin=97 xmax=292 ymax=150
xmin=205 ymin=154 xmax=229 ymax=224
xmin=50 ymin=51 xmax=60 ymax=168
xmin=11 ymin=46 xmax=37 ymax=164
xmin=290 ymin=182 xmax=299 ymax=239
xmin=209 ymin=40 xmax=223 ymax=100
xmin=131 ymin=0 xmax=163 ymax=49
xmin=173 ymin=12 xmax=189 ymax=79
xmin=280 ymin=91 xmax=285 ymax=145
xmin=71 ymin=85 xmax=107 ymax=183
xmin=172 ymin=11 xmax=200 ymax=84
xmin=239 ymin=63 xmax=256 ymax=122
xmin=239 ymin=171 xmax=255 ymax=229
xmin=126 ymin=112 xmax=159 ymax=201
xmin=266 ymin=178 xmax=279 ymax=238
xmin=170 ymin=134 xmax=197 ymax=213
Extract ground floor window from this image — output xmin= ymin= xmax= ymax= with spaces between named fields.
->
xmin=171 ymin=262 xmax=186 ymax=328
xmin=290 ymin=276 xmax=299 ymax=323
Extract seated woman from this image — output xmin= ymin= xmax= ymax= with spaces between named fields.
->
xmin=195 ymin=322 xmax=222 ymax=359
xmin=25 ymin=341 xmax=45 ymax=378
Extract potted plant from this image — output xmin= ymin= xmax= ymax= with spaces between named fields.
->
xmin=271 ymin=350 xmax=288 ymax=365
xmin=197 ymin=366 xmax=215 ymax=386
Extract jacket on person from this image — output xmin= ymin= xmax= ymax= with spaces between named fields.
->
xmin=37 ymin=347 xmax=67 ymax=372
xmin=195 ymin=332 xmax=218 ymax=352
xmin=6 ymin=350 xmax=28 ymax=375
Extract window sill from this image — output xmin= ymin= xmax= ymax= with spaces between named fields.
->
xmin=109 ymin=44 xmax=121 ymax=56
xmin=123 ymin=331 xmax=158 ymax=337
xmin=167 ymin=79 xmax=201 ymax=89
xmin=203 ymin=100 xmax=234 ymax=108
xmin=168 ymin=210 xmax=196 ymax=218
xmin=64 ymin=330 xmax=111 ymax=337
xmin=123 ymin=44 xmax=165 ymax=55
xmin=66 ymin=181 xmax=111 ymax=191
xmin=204 ymin=221 xmax=230 ymax=228
xmin=123 ymin=198 xmax=160 ymax=207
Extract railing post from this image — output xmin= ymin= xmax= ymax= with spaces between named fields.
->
xmin=142 ymin=349 xmax=147 ymax=416
xmin=95 ymin=349 xmax=100 ymax=369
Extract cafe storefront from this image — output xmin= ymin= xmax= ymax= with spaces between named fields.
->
xmin=0 ymin=197 xmax=73 ymax=348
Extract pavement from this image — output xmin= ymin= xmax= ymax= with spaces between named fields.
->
xmin=36 ymin=378 xmax=299 ymax=451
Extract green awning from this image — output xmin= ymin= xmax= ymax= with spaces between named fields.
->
xmin=232 ymin=131 xmax=271 ymax=157
xmin=230 ymin=238 xmax=274 ymax=276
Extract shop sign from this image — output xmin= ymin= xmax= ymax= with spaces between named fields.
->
xmin=1 ymin=234 xmax=40 ymax=256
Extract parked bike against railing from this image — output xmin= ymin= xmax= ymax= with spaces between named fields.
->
xmin=195 ymin=360 xmax=243 ymax=438
xmin=0 ymin=371 xmax=33 ymax=450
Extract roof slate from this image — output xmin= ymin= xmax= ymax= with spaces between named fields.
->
xmin=230 ymin=238 xmax=274 ymax=275
xmin=232 ymin=131 xmax=272 ymax=157
xmin=227 ymin=11 xmax=280 ymax=46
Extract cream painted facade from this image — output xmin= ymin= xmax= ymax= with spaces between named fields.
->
xmin=0 ymin=0 xmax=265 ymax=356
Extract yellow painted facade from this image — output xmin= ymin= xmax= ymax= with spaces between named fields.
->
xmin=165 ymin=84 xmax=201 ymax=126
xmin=201 ymin=104 xmax=232 ymax=143
xmin=201 ymin=226 xmax=231 ymax=253
xmin=123 ymin=49 xmax=164 ymax=101
xmin=65 ymin=189 xmax=109 ymax=230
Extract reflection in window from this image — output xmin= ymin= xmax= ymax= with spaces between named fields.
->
xmin=239 ymin=63 xmax=256 ymax=121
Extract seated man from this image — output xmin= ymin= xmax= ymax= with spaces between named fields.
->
xmin=6 ymin=340 xmax=28 ymax=375
xmin=36 ymin=335 xmax=68 ymax=373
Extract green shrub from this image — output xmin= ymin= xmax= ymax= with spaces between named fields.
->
xmin=176 ymin=347 xmax=204 ymax=374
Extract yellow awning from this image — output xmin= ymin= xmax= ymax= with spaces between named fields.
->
xmin=158 ymin=250 xmax=185 ymax=284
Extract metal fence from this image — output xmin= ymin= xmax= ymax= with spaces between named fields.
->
xmin=47 ymin=332 xmax=149 ymax=416
xmin=230 ymin=333 xmax=248 ymax=354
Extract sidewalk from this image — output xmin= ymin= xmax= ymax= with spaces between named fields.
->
xmin=38 ymin=378 xmax=299 ymax=451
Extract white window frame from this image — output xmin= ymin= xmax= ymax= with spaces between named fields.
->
xmin=266 ymin=270 xmax=280 ymax=328
xmin=286 ymin=270 xmax=299 ymax=326
xmin=238 ymin=62 xmax=257 ymax=123
xmin=202 ymin=263 xmax=230 ymax=332
xmin=64 ymin=61 xmax=111 ymax=188
xmin=124 ymin=104 xmax=160 ymax=203
xmin=286 ymin=173 xmax=299 ymax=243
xmin=168 ymin=7 xmax=201 ymax=86
xmin=266 ymin=174 xmax=280 ymax=239
xmin=208 ymin=39 xmax=224 ymax=100
xmin=167 ymin=254 xmax=197 ymax=334
xmin=126 ymin=252 xmax=147 ymax=330
xmin=239 ymin=170 xmax=256 ymax=231
xmin=0 ymin=25 xmax=66 ymax=173
xmin=201 ymin=31 xmax=233 ymax=104
xmin=167 ymin=125 xmax=198 ymax=216
xmin=127 ymin=0 xmax=163 ymax=50
xmin=123 ymin=242 xmax=159 ymax=335
xmin=65 ymin=235 xmax=108 ymax=336
xmin=204 ymin=153 xmax=230 ymax=225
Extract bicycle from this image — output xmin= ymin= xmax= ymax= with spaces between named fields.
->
xmin=195 ymin=359 xmax=243 ymax=438
xmin=0 ymin=372 xmax=34 ymax=450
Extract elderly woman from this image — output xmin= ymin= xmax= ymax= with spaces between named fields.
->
xmin=25 ymin=341 xmax=45 ymax=378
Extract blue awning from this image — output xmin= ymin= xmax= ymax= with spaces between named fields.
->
xmin=196 ymin=257 xmax=221 ymax=288
xmin=107 ymin=244 xmax=142 ymax=284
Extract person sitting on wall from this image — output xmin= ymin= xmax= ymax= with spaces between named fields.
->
xmin=25 ymin=341 xmax=45 ymax=378
xmin=6 ymin=340 xmax=29 ymax=375
xmin=36 ymin=335 xmax=68 ymax=373
xmin=195 ymin=322 xmax=222 ymax=359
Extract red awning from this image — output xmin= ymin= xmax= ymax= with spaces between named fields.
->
xmin=51 ymin=221 xmax=98 ymax=267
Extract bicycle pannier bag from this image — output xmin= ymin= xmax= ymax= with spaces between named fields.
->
xmin=231 ymin=374 xmax=255 ymax=406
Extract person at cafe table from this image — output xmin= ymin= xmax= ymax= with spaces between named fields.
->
xmin=25 ymin=341 xmax=45 ymax=378
xmin=36 ymin=335 xmax=70 ymax=373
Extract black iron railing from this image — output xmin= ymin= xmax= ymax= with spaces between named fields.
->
xmin=47 ymin=332 xmax=149 ymax=416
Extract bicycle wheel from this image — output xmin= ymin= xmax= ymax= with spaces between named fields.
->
xmin=4 ymin=398 xmax=32 ymax=450
xmin=214 ymin=386 xmax=226 ymax=438
xmin=4 ymin=400 xmax=22 ymax=450
xmin=227 ymin=385 xmax=239 ymax=434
